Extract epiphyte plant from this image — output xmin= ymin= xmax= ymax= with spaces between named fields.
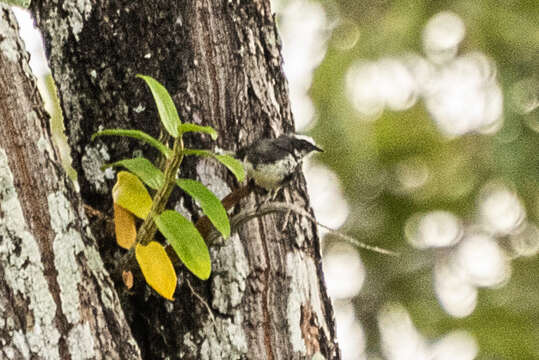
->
xmin=92 ymin=74 xmax=245 ymax=300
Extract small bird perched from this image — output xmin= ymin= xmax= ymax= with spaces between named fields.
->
xmin=196 ymin=134 xmax=322 ymax=238
xmin=237 ymin=134 xmax=323 ymax=191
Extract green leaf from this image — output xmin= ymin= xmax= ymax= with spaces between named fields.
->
xmin=155 ymin=210 xmax=211 ymax=280
xmin=92 ymin=129 xmax=171 ymax=158
xmin=106 ymin=158 xmax=165 ymax=190
xmin=176 ymin=179 xmax=230 ymax=238
xmin=180 ymin=123 xmax=218 ymax=140
xmin=112 ymin=171 xmax=153 ymax=219
xmin=137 ymin=74 xmax=181 ymax=138
xmin=215 ymin=155 xmax=245 ymax=182
xmin=184 ymin=150 xmax=246 ymax=182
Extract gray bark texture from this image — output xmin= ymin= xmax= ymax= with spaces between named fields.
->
xmin=0 ymin=5 xmax=141 ymax=359
xmin=24 ymin=0 xmax=340 ymax=358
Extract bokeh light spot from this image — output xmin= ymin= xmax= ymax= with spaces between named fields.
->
xmin=278 ymin=0 xmax=330 ymax=130
xmin=454 ymin=233 xmax=511 ymax=288
xmin=509 ymin=77 xmax=539 ymax=116
xmin=423 ymin=53 xmax=503 ymax=137
xmin=334 ymin=300 xmax=367 ymax=360
xmin=377 ymin=58 xmax=418 ymax=111
xmin=478 ymin=181 xmax=526 ymax=235
xmin=333 ymin=18 xmax=360 ymax=51
xmin=422 ymin=11 xmax=466 ymax=64
xmin=405 ymin=211 xmax=463 ymax=249
xmin=430 ymin=330 xmax=478 ymax=360
xmin=393 ymin=156 xmax=430 ymax=194
xmin=346 ymin=61 xmax=385 ymax=119
xmin=346 ymin=58 xmax=418 ymax=119
xmin=434 ymin=256 xmax=478 ymax=317
xmin=304 ymin=160 xmax=349 ymax=235
xmin=323 ymin=242 xmax=365 ymax=299
xmin=510 ymin=222 xmax=539 ymax=257
xmin=378 ymin=303 xmax=430 ymax=360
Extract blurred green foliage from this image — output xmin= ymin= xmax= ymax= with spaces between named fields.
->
xmin=304 ymin=0 xmax=538 ymax=358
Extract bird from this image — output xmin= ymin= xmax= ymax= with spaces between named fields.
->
xmin=237 ymin=134 xmax=323 ymax=191
xmin=195 ymin=134 xmax=322 ymax=238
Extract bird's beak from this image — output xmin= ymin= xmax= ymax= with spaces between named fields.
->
xmin=313 ymin=144 xmax=323 ymax=153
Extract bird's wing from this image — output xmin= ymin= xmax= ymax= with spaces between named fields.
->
xmin=247 ymin=138 xmax=290 ymax=165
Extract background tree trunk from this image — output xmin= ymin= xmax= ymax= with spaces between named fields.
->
xmin=27 ymin=0 xmax=340 ymax=358
xmin=0 ymin=5 xmax=141 ymax=359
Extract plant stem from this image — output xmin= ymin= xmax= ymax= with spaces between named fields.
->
xmin=137 ymin=134 xmax=184 ymax=245
xmin=118 ymin=133 xmax=184 ymax=271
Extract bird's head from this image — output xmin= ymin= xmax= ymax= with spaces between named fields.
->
xmin=290 ymin=134 xmax=323 ymax=160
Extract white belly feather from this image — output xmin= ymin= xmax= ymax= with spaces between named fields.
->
xmin=243 ymin=155 xmax=297 ymax=190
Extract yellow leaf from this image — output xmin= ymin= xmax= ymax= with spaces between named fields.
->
xmin=112 ymin=171 xmax=153 ymax=219
xmin=113 ymin=203 xmax=136 ymax=249
xmin=135 ymin=242 xmax=177 ymax=300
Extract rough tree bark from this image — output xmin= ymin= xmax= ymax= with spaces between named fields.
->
xmin=8 ymin=0 xmax=341 ymax=358
xmin=0 ymin=5 xmax=141 ymax=359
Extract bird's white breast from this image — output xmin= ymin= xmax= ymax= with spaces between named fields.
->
xmin=243 ymin=155 xmax=297 ymax=190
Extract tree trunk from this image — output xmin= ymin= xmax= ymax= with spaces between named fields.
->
xmin=27 ymin=0 xmax=340 ymax=358
xmin=0 ymin=5 xmax=141 ymax=359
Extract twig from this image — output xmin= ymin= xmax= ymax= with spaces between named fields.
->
xmin=208 ymin=202 xmax=400 ymax=257
xmin=185 ymin=278 xmax=216 ymax=325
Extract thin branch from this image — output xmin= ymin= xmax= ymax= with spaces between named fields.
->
xmin=208 ymin=202 xmax=400 ymax=257
xmin=185 ymin=278 xmax=216 ymax=325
